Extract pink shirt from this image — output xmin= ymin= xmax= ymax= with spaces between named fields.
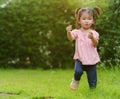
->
xmin=71 ymin=29 xmax=100 ymax=65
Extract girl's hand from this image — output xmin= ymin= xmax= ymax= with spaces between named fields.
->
xmin=88 ymin=32 xmax=98 ymax=47
xmin=66 ymin=25 xmax=73 ymax=41
xmin=66 ymin=25 xmax=72 ymax=32
xmin=88 ymin=32 xmax=93 ymax=39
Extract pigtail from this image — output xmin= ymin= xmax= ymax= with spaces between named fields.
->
xmin=94 ymin=7 xmax=102 ymax=18
xmin=91 ymin=7 xmax=101 ymax=29
xmin=75 ymin=7 xmax=81 ymax=29
xmin=75 ymin=7 xmax=81 ymax=18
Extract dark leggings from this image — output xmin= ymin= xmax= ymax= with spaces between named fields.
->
xmin=74 ymin=59 xmax=97 ymax=88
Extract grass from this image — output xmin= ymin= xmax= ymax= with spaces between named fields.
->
xmin=0 ymin=67 xmax=119 ymax=99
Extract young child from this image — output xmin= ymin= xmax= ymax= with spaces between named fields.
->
xmin=66 ymin=7 xmax=101 ymax=89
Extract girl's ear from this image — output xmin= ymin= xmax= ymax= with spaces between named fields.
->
xmin=78 ymin=21 xmax=81 ymax=25
xmin=78 ymin=19 xmax=81 ymax=24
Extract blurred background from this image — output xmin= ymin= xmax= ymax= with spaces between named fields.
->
xmin=0 ymin=0 xmax=119 ymax=69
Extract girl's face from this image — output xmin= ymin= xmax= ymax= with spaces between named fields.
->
xmin=78 ymin=12 xmax=94 ymax=30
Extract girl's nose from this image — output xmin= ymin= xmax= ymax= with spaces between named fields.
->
xmin=85 ymin=20 xmax=89 ymax=23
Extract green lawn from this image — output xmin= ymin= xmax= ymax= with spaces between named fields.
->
xmin=0 ymin=67 xmax=119 ymax=99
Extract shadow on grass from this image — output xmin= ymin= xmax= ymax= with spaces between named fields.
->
xmin=32 ymin=96 xmax=54 ymax=99
xmin=0 ymin=92 xmax=19 ymax=97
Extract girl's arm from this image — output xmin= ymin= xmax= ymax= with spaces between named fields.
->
xmin=66 ymin=25 xmax=74 ymax=41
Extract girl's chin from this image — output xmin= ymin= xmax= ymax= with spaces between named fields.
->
xmin=83 ymin=27 xmax=90 ymax=30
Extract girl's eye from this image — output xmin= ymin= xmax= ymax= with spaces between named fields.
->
xmin=89 ymin=17 xmax=93 ymax=20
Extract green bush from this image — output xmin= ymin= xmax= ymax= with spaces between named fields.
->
xmin=97 ymin=0 xmax=120 ymax=67
xmin=0 ymin=0 xmax=77 ymax=69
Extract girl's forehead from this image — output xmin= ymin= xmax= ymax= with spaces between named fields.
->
xmin=81 ymin=12 xmax=93 ymax=17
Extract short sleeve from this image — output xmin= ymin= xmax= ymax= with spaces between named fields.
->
xmin=71 ymin=29 xmax=78 ymax=40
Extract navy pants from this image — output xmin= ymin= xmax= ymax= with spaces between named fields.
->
xmin=74 ymin=59 xmax=97 ymax=88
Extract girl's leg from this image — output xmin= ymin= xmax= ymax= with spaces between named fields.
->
xmin=70 ymin=59 xmax=83 ymax=90
xmin=74 ymin=59 xmax=83 ymax=80
xmin=86 ymin=64 xmax=97 ymax=89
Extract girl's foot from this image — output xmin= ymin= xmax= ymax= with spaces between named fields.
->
xmin=70 ymin=79 xmax=79 ymax=90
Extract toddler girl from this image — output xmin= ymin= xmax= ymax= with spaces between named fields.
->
xmin=66 ymin=7 xmax=101 ymax=89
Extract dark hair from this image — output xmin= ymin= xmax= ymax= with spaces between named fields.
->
xmin=75 ymin=7 xmax=101 ymax=29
